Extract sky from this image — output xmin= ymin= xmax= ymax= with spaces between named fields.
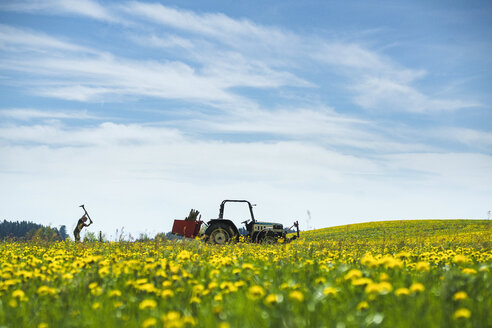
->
xmin=0 ymin=0 xmax=491 ymax=239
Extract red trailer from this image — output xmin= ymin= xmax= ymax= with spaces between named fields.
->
xmin=171 ymin=219 xmax=203 ymax=238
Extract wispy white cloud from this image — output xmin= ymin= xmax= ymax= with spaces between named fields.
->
xmin=181 ymin=106 xmax=432 ymax=153
xmin=121 ymin=1 xmax=295 ymax=49
xmin=0 ymin=23 xmax=309 ymax=105
xmin=0 ymin=2 xmax=477 ymax=113
xmin=433 ymin=127 xmax=492 ymax=150
xmin=0 ymin=108 xmax=99 ymax=120
xmin=0 ymin=122 xmax=183 ymax=146
xmin=315 ymin=42 xmax=427 ymax=82
xmin=120 ymin=2 xmax=476 ymax=114
xmin=0 ymin=0 xmax=119 ymax=23
xmin=0 ymin=24 xmax=96 ymax=54
xmin=129 ymin=34 xmax=195 ymax=50
xmin=353 ymin=77 xmax=480 ymax=113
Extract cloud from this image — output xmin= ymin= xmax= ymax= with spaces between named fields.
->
xmin=120 ymin=2 xmax=477 ymax=114
xmin=0 ymin=122 xmax=183 ymax=147
xmin=1 ymin=120 xmax=491 ymax=235
xmin=0 ymin=24 xmax=309 ymax=105
xmin=433 ymin=127 xmax=492 ymax=150
xmin=180 ymin=106 xmax=432 ymax=153
xmin=129 ymin=34 xmax=195 ymax=50
xmin=121 ymin=1 xmax=295 ymax=48
xmin=315 ymin=42 xmax=427 ymax=82
xmin=1 ymin=2 xmax=477 ymax=113
xmin=0 ymin=108 xmax=100 ymax=121
xmin=353 ymin=77 xmax=480 ymax=113
xmin=0 ymin=24 xmax=96 ymax=54
xmin=0 ymin=0 xmax=119 ymax=23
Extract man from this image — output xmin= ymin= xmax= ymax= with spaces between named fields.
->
xmin=73 ymin=214 xmax=92 ymax=242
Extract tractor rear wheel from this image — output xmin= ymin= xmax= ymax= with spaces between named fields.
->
xmin=206 ymin=223 xmax=234 ymax=245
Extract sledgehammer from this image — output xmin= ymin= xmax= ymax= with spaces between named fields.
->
xmin=79 ymin=204 xmax=93 ymax=224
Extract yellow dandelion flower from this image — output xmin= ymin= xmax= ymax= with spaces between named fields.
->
xmin=160 ymin=289 xmax=174 ymax=299
xmin=416 ymin=262 xmax=430 ymax=272
xmin=378 ymin=281 xmax=393 ymax=293
xmin=98 ymin=266 xmax=109 ymax=277
xmin=280 ymin=283 xmax=290 ymax=290
xmin=37 ymin=286 xmax=57 ymax=297
xmin=462 ymin=268 xmax=477 ymax=275
xmin=209 ymin=269 xmax=220 ymax=279
xmin=323 ymin=287 xmax=337 ymax=296
xmin=88 ymin=282 xmax=98 ymax=290
xmin=139 ymin=299 xmax=157 ymax=310
xmin=189 ymin=296 xmax=201 ymax=304
xmin=62 ymin=273 xmax=73 ymax=280
xmin=453 ymin=308 xmax=471 ymax=320
xmin=365 ymin=282 xmax=392 ymax=294
xmin=361 ymin=254 xmax=378 ymax=268
xmin=90 ymin=287 xmax=102 ymax=296
xmin=177 ymin=250 xmax=192 ymax=261
xmin=8 ymin=299 xmax=18 ymax=308
xmin=183 ymin=316 xmax=196 ymax=326
xmin=385 ymin=258 xmax=403 ymax=269
xmin=242 ymin=263 xmax=254 ymax=270
xmin=453 ymin=255 xmax=469 ymax=265
xmin=141 ymin=318 xmax=157 ymax=328
xmin=409 ymin=283 xmax=425 ymax=293
xmin=248 ymin=285 xmax=265 ymax=300
xmin=344 ymin=269 xmax=363 ymax=280
xmin=264 ymin=294 xmax=281 ymax=306
xmin=289 ymin=290 xmax=304 ymax=302
xmin=395 ymin=288 xmax=410 ymax=296
xmin=352 ymin=278 xmax=372 ymax=286
xmin=12 ymin=289 xmax=27 ymax=301
xmin=92 ymin=302 xmax=101 ymax=310
xmin=453 ymin=291 xmax=468 ymax=301
xmin=379 ymin=273 xmax=390 ymax=281
xmin=108 ymin=290 xmax=122 ymax=297
xmin=357 ymin=301 xmax=369 ymax=311
xmin=38 ymin=323 xmax=49 ymax=328
xmin=161 ymin=311 xmax=181 ymax=322
xmin=136 ymin=278 xmax=148 ymax=285
xmin=234 ymin=281 xmax=246 ymax=288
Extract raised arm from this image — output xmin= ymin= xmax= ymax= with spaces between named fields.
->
xmin=83 ymin=214 xmax=92 ymax=227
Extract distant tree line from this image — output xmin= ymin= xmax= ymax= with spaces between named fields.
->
xmin=0 ymin=220 xmax=69 ymax=241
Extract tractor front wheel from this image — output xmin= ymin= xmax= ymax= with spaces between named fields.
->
xmin=256 ymin=230 xmax=278 ymax=244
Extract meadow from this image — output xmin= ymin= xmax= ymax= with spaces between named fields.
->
xmin=0 ymin=219 xmax=491 ymax=328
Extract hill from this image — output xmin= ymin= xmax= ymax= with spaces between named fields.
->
xmin=300 ymin=219 xmax=491 ymax=248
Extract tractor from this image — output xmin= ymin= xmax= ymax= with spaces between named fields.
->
xmin=171 ymin=199 xmax=300 ymax=244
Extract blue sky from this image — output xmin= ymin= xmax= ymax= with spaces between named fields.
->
xmin=0 ymin=0 xmax=491 ymax=238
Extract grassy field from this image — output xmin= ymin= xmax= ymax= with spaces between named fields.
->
xmin=1 ymin=219 xmax=491 ymax=327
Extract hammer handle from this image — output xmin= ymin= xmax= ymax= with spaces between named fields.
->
xmin=81 ymin=206 xmax=93 ymax=222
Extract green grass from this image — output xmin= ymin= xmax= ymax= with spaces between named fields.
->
xmin=0 ymin=219 xmax=491 ymax=328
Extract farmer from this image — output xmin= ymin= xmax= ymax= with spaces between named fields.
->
xmin=73 ymin=213 xmax=92 ymax=242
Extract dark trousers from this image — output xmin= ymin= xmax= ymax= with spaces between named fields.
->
xmin=74 ymin=230 xmax=81 ymax=242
